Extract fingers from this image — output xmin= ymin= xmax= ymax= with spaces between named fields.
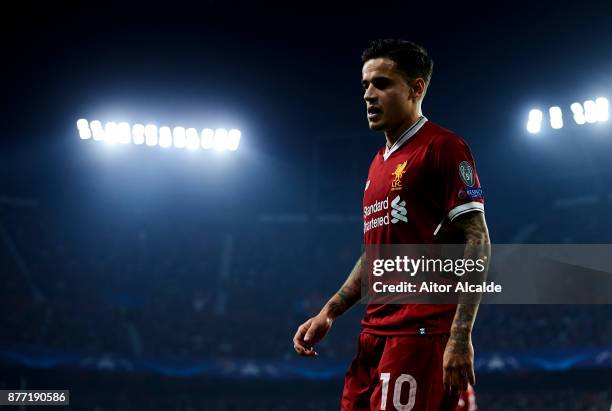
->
xmin=458 ymin=370 xmax=468 ymax=392
xmin=468 ymin=366 xmax=476 ymax=387
xmin=293 ymin=342 xmax=318 ymax=356
xmin=443 ymin=365 xmax=451 ymax=392
xmin=292 ymin=323 xmax=306 ymax=346
xmin=292 ymin=322 xmax=309 ymax=352
xmin=295 ymin=346 xmax=318 ymax=356
xmin=293 ymin=335 xmax=318 ymax=356
xmin=443 ymin=366 xmax=471 ymax=394
xmin=292 ymin=320 xmax=318 ymax=357
xmin=304 ymin=327 xmax=314 ymax=343
xmin=443 ymin=367 xmax=454 ymax=393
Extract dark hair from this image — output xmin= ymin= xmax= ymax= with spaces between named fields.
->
xmin=361 ymin=39 xmax=433 ymax=86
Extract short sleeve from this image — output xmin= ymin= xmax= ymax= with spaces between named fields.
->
xmin=431 ymin=133 xmax=484 ymax=222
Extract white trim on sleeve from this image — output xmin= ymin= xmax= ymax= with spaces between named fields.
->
xmin=448 ymin=201 xmax=484 ymax=222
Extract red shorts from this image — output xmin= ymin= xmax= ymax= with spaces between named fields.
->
xmin=341 ymin=332 xmax=459 ymax=411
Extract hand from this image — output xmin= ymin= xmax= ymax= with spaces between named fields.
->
xmin=442 ymin=334 xmax=475 ymax=394
xmin=292 ymin=313 xmax=333 ymax=357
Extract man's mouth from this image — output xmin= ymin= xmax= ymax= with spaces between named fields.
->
xmin=367 ymin=106 xmax=382 ymax=119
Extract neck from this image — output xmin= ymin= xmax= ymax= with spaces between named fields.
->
xmin=385 ymin=111 xmax=422 ymax=148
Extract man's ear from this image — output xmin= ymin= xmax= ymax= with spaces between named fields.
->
xmin=412 ymin=78 xmax=426 ymax=99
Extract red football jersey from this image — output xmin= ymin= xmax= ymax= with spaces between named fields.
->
xmin=361 ymin=116 xmax=484 ymax=335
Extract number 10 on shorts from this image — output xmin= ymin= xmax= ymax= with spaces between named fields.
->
xmin=380 ymin=373 xmax=417 ymax=410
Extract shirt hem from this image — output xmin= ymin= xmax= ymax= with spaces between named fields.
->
xmin=361 ymin=327 xmax=451 ymax=336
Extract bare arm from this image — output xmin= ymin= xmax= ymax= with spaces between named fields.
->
xmin=443 ymin=211 xmax=490 ymax=392
xmin=320 ymin=252 xmax=365 ymax=320
xmin=293 ymin=252 xmax=365 ymax=356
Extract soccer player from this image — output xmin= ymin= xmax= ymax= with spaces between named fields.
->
xmin=293 ymin=39 xmax=490 ymax=410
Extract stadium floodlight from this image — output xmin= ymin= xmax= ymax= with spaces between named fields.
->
xmin=570 ymin=102 xmax=586 ymax=125
xmin=213 ymin=128 xmax=228 ymax=150
xmin=595 ymin=97 xmax=609 ymax=122
xmin=144 ymin=124 xmax=158 ymax=146
xmin=549 ymin=106 xmax=563 ymax=129
xmin=201 ymin=128 xmax=214 ymax=149
xmin=186 ymin=128 xmax=199 ymax=150
xmin=90 ymin=120 xmax=105 ymax=140
xmin=78 ymin=127 xmax=92 ymax=139
xmin=132 ymin=124 xmax=145 ymax=145
xmin=77 ymin=118 xmax=89 ymax=129
xmin=526 ymin=109 xmax=543 ymax=134
xmin=173 ymin=126 xmax=186 ymax=148
xmin=104 ymin=122 xmax=119 ymax=144
xmin=584 ymin=100 xmax=598 ymax=123
xmin=118 ymin=122 xmax=131 ymax=144
xmin=227 ymin=129 xmax=241 ymax=151
xmin=76 ymin=118 xmax=92 ymax=139
xmin=78 ymin=118 xmax=240 ymax=151
xmin=159 ymin=126 xmax=172 ymax=148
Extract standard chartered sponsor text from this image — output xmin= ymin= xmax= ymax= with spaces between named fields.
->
xmin=363 ymin=198 xmax=389 ymax=234
xmin=364 ymin=198 xmax=388 ymax=217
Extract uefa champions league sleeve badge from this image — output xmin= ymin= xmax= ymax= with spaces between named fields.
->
xmin=458 ymin=161 xmax=475 ymax=187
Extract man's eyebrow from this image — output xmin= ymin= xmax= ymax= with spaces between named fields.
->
xmin=362 ymin=75 xmax=392 ymax=87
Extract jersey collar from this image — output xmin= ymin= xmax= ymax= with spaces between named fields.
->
xmin=383 ymin=116 xmax=428 ymax=161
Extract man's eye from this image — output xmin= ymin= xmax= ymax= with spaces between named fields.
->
xmin=373 ymin=79 xmax=390 ymax=89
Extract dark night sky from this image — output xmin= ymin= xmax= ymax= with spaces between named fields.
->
xmin=2 ymin=1 xmax=612 ymax=233
xmin=5 ymin=1 xmax=612 ymax=142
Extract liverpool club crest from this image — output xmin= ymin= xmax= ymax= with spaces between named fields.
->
xmin=391 ymin=160 xmax=408 ymax=191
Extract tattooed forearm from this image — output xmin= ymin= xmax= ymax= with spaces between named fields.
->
xmin=449 ymin=304 xmax=479 ymax=352
xmin=321 ymin=253 xmax=365 ymax=319
xmin=449 ymin=211 xmax=491 ymax=343
xmin=337 ymin=289 xmax=357 ymax=307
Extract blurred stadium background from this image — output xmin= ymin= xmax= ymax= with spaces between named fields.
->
xmin=1 ymin=3 xmax=612 ymax=410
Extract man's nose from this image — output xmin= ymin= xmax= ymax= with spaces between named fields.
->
xmin=364 ymin=86 xmax=377 ymax=103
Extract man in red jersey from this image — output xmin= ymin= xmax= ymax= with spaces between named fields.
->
xmin=293 ymin=39 xmax=490 ymax=410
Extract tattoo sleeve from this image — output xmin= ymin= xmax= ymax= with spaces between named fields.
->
xmin=320 ymin=252 xmax=365 ymax=320
xmin=449 ymin=211 xmax=491 ymax=345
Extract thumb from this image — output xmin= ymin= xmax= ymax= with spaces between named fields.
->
xmin=304 ymin=325 xmax=316 ymax=342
